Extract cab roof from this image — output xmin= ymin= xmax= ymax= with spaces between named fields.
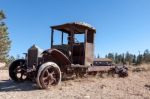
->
xmin=51 ymin=22 xmax=96 ymax=34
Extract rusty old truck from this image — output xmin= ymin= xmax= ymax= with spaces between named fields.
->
xmin=9 ymin=22 xmax=128 ymax=89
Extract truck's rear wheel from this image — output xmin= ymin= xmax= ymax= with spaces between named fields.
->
xmin=36 ymin=62 xmax=61 ymax=89
xmin=9 ymin=59 xmax=27 ymax=82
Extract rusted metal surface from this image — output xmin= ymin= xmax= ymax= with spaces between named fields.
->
xmin=9 ymin=22 xmax=128 ymax=89
xmin=88 ymin=66 xmax=114 ymax=72
xmin=36 ymin=62 xmax=61 ymax=89
xmin=50 ymin=22 xmax=96 ymax=67
xmin=9 ymin=59 xmax=27 ymax=81
xmin=27 ymin=45 xmax=43 ymax=69
xmin=84 ymin=43 xmax=94 ymax=66
xmin=93 ymin=58 xmax=112 ymax=66
xmin=94 ymin=58 xmax=112 ymax=62
xmin=114 ymin=65 xmax=128 ymax=77
xmin=42 ymin=49 xmax=71 ymax=66
xmin=51 ymin=22 xmax=96 ymax=34
xmin=39 ymin=64 xmax=61 ymax=88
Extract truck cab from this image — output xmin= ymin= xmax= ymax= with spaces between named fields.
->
xmin=50 ymin=22 xmax=96 ymax=66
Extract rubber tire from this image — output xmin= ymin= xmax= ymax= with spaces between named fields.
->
xmin=36 ymin=62 xmax=61 ymax=89
xmin=9 ymin=59 xmax=26 ymax=82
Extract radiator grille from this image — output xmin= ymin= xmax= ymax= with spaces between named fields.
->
xmin=27 ymin=46 xmax=38 ymax=68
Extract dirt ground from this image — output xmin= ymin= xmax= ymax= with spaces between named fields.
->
xmin=0 ymin=68 xmax=150 ymax=99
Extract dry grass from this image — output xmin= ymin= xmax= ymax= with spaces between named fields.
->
xmin=131 ymin=64 xmax=150 ymax=72
xmin=0 ymin=65 xmax=150 ymax=99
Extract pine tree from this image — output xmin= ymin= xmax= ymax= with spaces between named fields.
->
xmin=132 ymin=55 xmax=136 ymax=64
xmin=105 ymin=55 xmax=108 ymax=58
xmin=0 ymin=10 xmax=5 ymax=20
xmin=97 ymin=54 xmax=100 ymax=58
xmin=125 ymin=52 xmax=133 ymax=65
xmin=121 ymin=53 xmax=125 ymax=65
xmin=0 ymin=10 xmax=11 ymax=62
xmin=136 ymin=54 xmax=143 ymax=65
xmin=7 ymin=56 xmax=15 ymax=64
xmin=114 ymin=53 xmax=119 ymax=64
xmin=143 ymin=49 xmax=150 ymax=63
xmin=107 ymin=53 xmax=114 ymax=62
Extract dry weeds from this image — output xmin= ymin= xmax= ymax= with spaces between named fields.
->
xmin=0 ymin=65 xmax=150 ymax=99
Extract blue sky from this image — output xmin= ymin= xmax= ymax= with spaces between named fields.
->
xmin=0 ymin=0 xmax=150 ymax=57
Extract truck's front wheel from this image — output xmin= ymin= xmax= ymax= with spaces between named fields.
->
xmin=36 ymin=62 xmax=61 ymax=89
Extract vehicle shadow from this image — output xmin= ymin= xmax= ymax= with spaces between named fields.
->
xmin=0 ymin=79 xmax=38 ymax=92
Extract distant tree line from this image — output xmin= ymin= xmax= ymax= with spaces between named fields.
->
xmin=103 ymin=49 xmax=150 ymax=65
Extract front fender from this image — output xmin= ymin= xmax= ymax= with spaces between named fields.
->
xmin=42 ymin=49 xmax=71 ymax=67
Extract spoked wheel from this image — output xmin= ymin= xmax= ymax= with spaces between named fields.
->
xmin=9 ymin=59 xmax=27 ymax=82
xmin=36 ymin=62 xmax=61 ymax=89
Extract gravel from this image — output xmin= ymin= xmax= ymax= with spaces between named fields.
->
xmin=0 ymin=69 xmax=150 ymax=99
